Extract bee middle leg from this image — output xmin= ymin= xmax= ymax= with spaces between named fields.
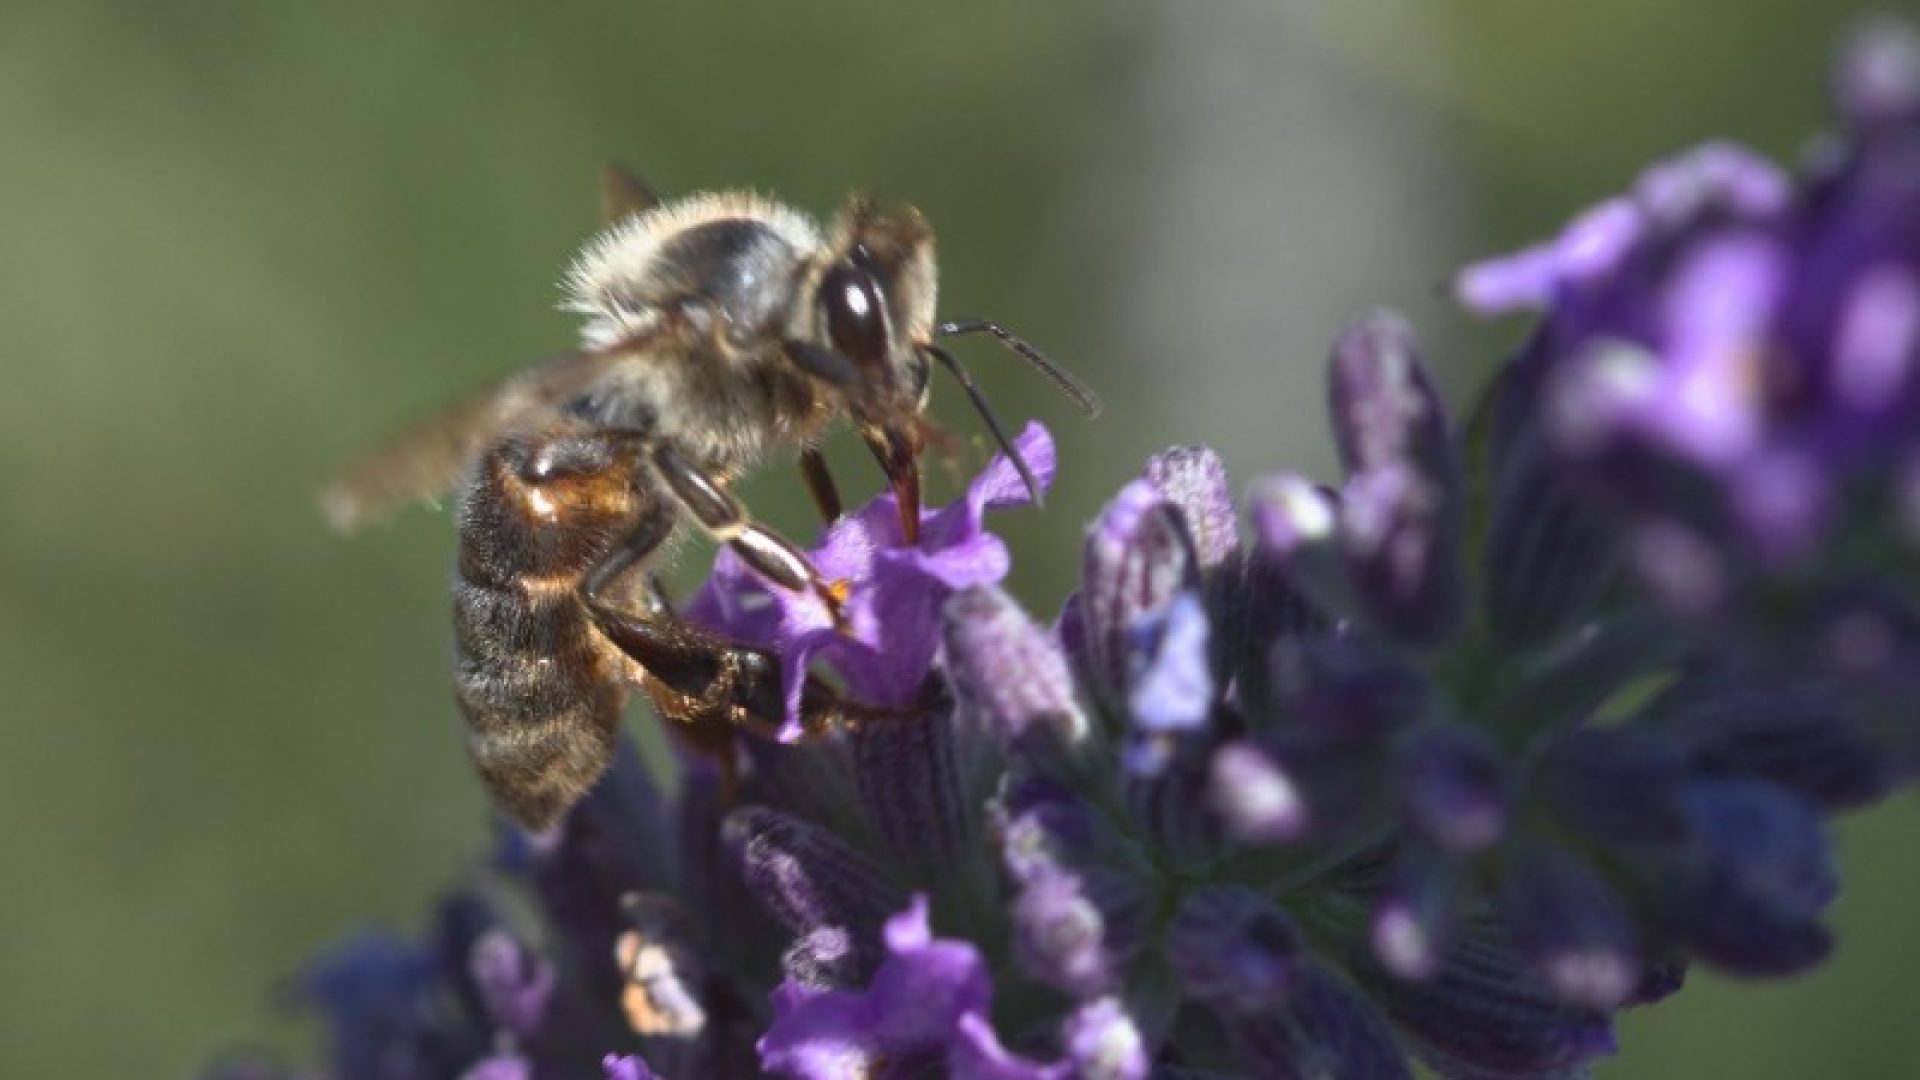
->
xmin=798 ymin=448 xmax=843 ymax=526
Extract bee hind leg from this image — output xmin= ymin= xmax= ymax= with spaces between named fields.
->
xmin=579 ymin=445 xmax=893 ymax=765
xmin=584 ymin=575 xmax=874 ymax=760
xmin=578 ymin=533 xmax=853 ymax=734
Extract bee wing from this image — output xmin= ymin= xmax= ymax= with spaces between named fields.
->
xmin=600 ymin=161 xmax=662 ymax=223
xmin=319 ymin=336 xmax=654 ymax=533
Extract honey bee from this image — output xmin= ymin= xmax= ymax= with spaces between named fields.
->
xmin=323 ymin=166 xmax=1098 ymax=830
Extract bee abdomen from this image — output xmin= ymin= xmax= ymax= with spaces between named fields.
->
xmin=452 ymin=574 xmax=625 ymax=830
xmin=447 ymin=432 xmax=654 ymax=829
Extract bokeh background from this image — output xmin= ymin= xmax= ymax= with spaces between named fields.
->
xmin=5 ymin=2 xmax=1919 ymax=1076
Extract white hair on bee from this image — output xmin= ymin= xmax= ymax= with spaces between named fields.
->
xmin=562 ymin=190 xmax=824 ymax=349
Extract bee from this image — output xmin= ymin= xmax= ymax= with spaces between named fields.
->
xmin=322 ymin=166 xmax=1099 ymax=830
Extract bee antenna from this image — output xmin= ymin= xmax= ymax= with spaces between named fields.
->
xmin=923 ymin=343 xmax=1044 ymax=508
xmin=934 ymin=319 xmax=1103 ymax=418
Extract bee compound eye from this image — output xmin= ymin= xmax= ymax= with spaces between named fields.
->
xmin=821 ymin=266 xmax=889 ymax=373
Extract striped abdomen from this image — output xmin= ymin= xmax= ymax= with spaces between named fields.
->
xmin=452 ymin=433 xmax=658 ymax=829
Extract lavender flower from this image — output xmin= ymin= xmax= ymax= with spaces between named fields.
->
xmin=1455 ymin=18 xmax=1920 ymax=755
xmin=758 ymin=895 xmax=1063 ymax=1080
xmin=220 ymin=18 xmax=1920 ymax=1080
xmin=683 ymin=423 xmax=1054 ymax=738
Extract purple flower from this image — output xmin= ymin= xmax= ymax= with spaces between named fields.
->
xmin=1326 ymin=311 xmax=1466 ymax=643
xmin=759 ymin=895 xmax=1062 ymax=1080
xmin=1456 ymin=143 xmax=1791 ymax=317
xmin=294 ymin=928 xmax=466 ymax=1080
xmin=1124 ymin=589 xmax=1215 ymax=766
xmin=1207 ymin=739 xmax=1310 ymax=842
xmin=686 ymin=423 xmax=1054 ymax=739
xmin=1455 ymin=21 xmax=1920 ymax=662
xmin=1219 ymin=967 xmax=1414 ymax=1080
xmin=725 ymin=805 xmax=907 ymax=985
xmin=468 ymin=929 xmax=554 ymax=1039
xmin=602 ymin=1054 xmax=660 ymax=1080
xmin=1370 ymin=852 xmax=1466 ymax=982
xmin=1661 ymin=778 xmax=1837 ymax=976
xmin=1165 ymin=886 xmax=1305 ymax=1010
xmin=1660 ymin=673 xmax=1899 ymax=810
xmin=944 ymin=584 xmax=1088 ymax=747
xmin=1359 ymin=915 xmax=1617 ymax=1080
xmin=1499 ymin=845 xmax=1642 ymax=1009
xmin=1061 ymin=999 xmax=1150 ymax=1080
xmin=1008 ymin=865 xmax=1148 ymax=998
xmin=1141 ymin=446 xmax=1240 ymax=571
xmin=1227 ymin=300 xmax=1843 ymax=1045
xmin=1073 ymin=478 xmax=1200 ymax=721
xmin=1397 ymin=726 xmax=1509 ymax=854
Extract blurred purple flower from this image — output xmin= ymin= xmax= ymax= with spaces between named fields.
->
xmin=601 ymin=1054 xmax=659 ymax=1080
xmin=1457 ymin=21 xmax=1920 ymax=657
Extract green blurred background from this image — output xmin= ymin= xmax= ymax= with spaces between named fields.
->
xmin=5 ymin=2 xmax=1919 ymax=1076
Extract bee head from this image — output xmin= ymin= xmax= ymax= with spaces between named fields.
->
xmin=783 ymin=200 xmax=937 ymax=540
xmin=784 ymin=197 xmax=1099 ymax=544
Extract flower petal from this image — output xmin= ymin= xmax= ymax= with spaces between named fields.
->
xmin=685 ymin=424 xmax=1054 ymax=736
xmin=1140 ymin=445 xmax=1239 ymax=571
xmin=944 ymin=585 xmax=1087 ymax=746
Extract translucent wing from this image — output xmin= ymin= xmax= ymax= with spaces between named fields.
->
xmin=319 ymin=336 xmax=656 ymax=533
xmin=600 ymin=161 xmax=662 ymax=224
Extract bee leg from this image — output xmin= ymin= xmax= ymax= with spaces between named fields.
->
xmin=592 ymin=602 xmax=788 ymax=738
xmin=581 ymin=534 xmax=885 ymax=751
xmin=798 ymin=448 xmax=844 ymax=526
xmin=649 ymin=443 xmax=852 ymax=629
xmin=597 ymin=617 xmax=892 ymax=751
xmin=579 ymin=537 xmax=781 ymax=796
xmin=578 ymin=452 xmax=886 ymax=752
